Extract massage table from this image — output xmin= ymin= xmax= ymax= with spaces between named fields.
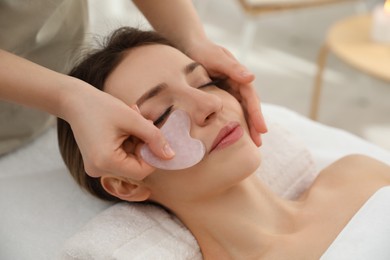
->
xmin=1 ymin=104 xmax=390 ymax=259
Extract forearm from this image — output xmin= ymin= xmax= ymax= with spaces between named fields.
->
xmin=0 ymin=49 xmax=88 ymax=120
xmin=132 ymin=0 xmax=208 ymax=52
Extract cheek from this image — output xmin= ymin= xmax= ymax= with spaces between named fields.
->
xmin=142 ymin=167 xmax=202 ymax=201
xmin=184 ymin=135 xmax=262 ymax=194
xmin=207 ymin=136 xmax=261 ymax=180
xmin=143 ymin=91 xmax=259 ymax=201
xmin=144 ymin=140 xmax=262 ymax=204
xmin=220 ymin=91 xmax=247 ymax=120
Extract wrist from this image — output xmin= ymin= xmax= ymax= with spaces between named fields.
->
xmin=178 ymin=31 xmax=209 ymax=57
xmin=58 ymin=76 xmax=93 ymax=122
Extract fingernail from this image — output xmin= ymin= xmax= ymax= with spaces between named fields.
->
xmin=163 ymin=143 xmax=175 ymax=158
xmin=240 ymin=69 xmax=252 ymax=78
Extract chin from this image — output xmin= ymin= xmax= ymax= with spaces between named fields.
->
xmin=146 ymin=144 xmax=261 ymax=204
xmin=233 ymin=144 xmax=262 ymax=177
xmin=207 ymin=137 xmax=262 ymax=183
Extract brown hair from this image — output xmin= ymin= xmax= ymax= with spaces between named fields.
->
xmin=57 ymin=27 xmax=174 ymax=202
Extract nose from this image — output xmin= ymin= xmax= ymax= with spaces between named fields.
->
xmin=184 ymin=88 xmax=223 ymax=126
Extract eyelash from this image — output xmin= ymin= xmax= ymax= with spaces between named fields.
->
xmin=198 ymin=78 xmax=223 ymax=89
xmin=153 ymin=78 xmax=224 ymax=126
xmin=153 ymin=105 xmax=173 ymax=126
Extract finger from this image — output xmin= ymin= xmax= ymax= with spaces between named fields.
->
xmin=125 ymin=108 xmax=175 ymax=160
xmin=113 ymin=150 xmax=155 ymax=181
xmin=240 ymin=85 xmax=268 ymax=133
xmin=81 ymin=143 xmax=150 ymax=180
xmin=239 ymin=95 xmax=262 ymax=147
xmin=249 ymin=120 xmax=262 ymax=147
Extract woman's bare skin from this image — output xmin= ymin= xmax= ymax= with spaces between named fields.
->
xmin=263 ymin=154 xmax=390 ymax=260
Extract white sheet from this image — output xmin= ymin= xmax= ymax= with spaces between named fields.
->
xmin=1 ymin=104 xmax=390 ymax=259
xmin=321 ymin=186 xmax=390 ymax=260
xmin=0 ymin=130 xmax=113 ymax=260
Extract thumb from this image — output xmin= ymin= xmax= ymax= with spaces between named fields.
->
xmin=128 ymin=105 xmax=175 ymax=160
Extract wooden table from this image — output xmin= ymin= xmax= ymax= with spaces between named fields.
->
xmin=310 ymin=14 xmax=390 ymax=120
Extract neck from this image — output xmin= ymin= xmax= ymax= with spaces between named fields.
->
xmin=170 ymin=175 xmax=301 ymax=259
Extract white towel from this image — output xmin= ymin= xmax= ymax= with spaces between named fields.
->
xmin=321 ymin=186 xmax=390 ymax=260
xmin=62 ymin=203 xmax=201 ymax=260
xmin=256 ymin=119 xmax=317 ymax=199
xmin=61 ymin=121 xmax=317 ymax=260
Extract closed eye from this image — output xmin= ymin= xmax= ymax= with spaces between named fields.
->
xmin=197 ymin=78 xmax=224 ymax=89
xmin=153 ymin=105 xmax=173 ymax=126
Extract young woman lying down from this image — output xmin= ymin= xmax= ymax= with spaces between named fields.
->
xmin=57 ymin=27 xmax=390 ymax=259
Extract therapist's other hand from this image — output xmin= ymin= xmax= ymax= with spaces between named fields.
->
xmin=185 ymin=40 xmax=267 ymax=146
xmin=63 ymin=87 xmax=174 ymax=180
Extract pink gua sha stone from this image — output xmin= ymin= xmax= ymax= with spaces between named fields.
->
xmin=140 ymin=110 xmax=206 ymax=170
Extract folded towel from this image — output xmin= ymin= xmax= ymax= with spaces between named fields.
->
xmin=62 ymin=203 xmax=201 ymax=260
xmin=61 ymin=121 xmax=317 ymax=260
xmin=256 ymin=119 xmax=317 ymax=199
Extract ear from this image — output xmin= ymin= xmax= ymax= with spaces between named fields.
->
xmin=100 ymin=176 xmax=151 ymax=202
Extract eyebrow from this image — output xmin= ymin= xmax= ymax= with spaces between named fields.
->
xmin=184 ymin=61 xmax=201 ymax=74
xmin=136 ymin=61 xmax=202 ymax=107
xmin=136 ymin=83 xmax=167 ymax=107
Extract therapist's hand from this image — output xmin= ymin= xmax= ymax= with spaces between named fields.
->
xmin=185 ymin=40 xmax=268 ymax=146
xmin=63 ymin=86 xmax=174 ymax=180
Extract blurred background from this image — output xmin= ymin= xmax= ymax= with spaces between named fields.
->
xmin=88 ymin=0 xmax=390 ymax=151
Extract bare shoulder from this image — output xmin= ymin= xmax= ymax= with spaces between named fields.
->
xmin=329 ymin=154 xmax=390 ymax=173
xmin=290 ymin=155 xmax=390 ymax=259
xmin=318 ymin=154 xmax=390 ymax=188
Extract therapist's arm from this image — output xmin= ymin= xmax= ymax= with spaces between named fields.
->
xmin=0 ymin=49 xmax=173 ymax=180
xmin=133 ymin=0 xmax=267 ymax=145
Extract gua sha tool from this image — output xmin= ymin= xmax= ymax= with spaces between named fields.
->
xmin=140 ymin=110 xmax=206 ymax=170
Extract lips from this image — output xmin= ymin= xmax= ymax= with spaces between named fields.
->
xmin=210 ymin=122 xmax=243 ymax=153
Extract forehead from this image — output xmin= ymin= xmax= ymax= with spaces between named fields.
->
xmin=104 ymin=44 xmax=192 ymax=104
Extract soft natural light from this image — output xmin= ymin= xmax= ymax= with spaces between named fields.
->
xmin=385 ymin=0 xmax=390 ymax=13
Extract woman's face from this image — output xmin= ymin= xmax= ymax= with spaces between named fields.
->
xmin=104 ymin=44 xmax=261 ymax=205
